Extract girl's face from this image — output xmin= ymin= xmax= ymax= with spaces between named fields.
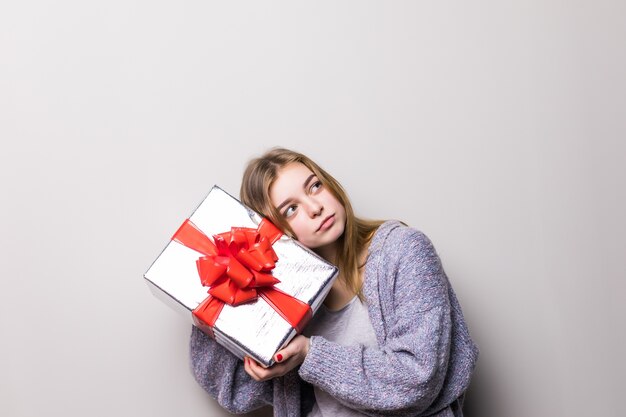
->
xmin=269 ymin=162 xmax=346 ymax=252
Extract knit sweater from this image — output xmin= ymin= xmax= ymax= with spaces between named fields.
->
xmin=190 ymin=220 xmax=479 ymax=416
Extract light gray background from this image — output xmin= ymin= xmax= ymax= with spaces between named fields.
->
xmin=1 ymin=1 xmax=624 ymax=416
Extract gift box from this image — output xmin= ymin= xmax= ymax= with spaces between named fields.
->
xmin=144 ymin=185 xmax=338 ymax=367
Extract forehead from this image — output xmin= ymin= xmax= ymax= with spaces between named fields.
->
xmin=269 ymin=162 xmax=315 ymax=205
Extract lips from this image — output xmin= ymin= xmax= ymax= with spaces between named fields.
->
xmin=317 ymin=214 xmax=335 ymax=232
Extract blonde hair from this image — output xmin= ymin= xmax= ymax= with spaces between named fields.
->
xmin=240 ymin=147 xmax=384 ymax=299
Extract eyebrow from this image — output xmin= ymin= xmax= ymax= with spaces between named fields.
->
xmin=276 ymin=174 xmax=317 ymax=211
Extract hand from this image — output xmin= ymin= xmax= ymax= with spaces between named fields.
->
xmin=244 ymin=335 xmax=310 ymax=382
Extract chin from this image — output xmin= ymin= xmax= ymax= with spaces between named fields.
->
xmin=324 ymin=225 xmax=345 ymax=246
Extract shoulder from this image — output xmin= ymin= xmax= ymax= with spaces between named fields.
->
xmin=370 ymin=221 xmax=436 ymax=258
xmin=368 ymin=220 xmax=443 ymax=280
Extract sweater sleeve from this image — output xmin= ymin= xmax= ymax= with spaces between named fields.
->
xmin=298 ymin=228 xmax=453 ymax=416
xmin=189 ymin=326 xmax=273 ymax=414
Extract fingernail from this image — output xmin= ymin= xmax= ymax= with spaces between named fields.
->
xmin=276 ymin=353 xmax=283 ymax=362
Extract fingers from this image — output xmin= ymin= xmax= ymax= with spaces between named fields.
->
xmin=274 ymin=339 xmax=296 ymax=363
xmin=274 ymin=335 xmax=310 ymax=363
xmin=242 ymin=336 xmax=311 ymax=382
xmin=243 ymin=356 xmax=262 ymax=381
xmin=244 ymin=356 xmax=286 ymax=382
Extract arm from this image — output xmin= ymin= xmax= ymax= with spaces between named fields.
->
xmin=298 ymin=228 xmax=453 ymax=416
xmin=189 ymin=326 xmax=273 ymax=414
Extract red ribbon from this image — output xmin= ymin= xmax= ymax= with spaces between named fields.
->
xmin=172 ymin=218 xmax=312 ymax=337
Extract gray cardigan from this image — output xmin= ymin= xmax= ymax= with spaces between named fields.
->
xmin=190 ymin=221 xmax=479 ymax=416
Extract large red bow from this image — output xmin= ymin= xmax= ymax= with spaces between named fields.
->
xmin=172 ymin=218 xmax=312 ymax=337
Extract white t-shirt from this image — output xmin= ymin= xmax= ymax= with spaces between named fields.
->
xmin=303 ymin=296 xmax=378 ymax=417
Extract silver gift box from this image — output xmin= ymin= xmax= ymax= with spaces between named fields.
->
xmin=144 ymin=185 xmax=338 ymax=367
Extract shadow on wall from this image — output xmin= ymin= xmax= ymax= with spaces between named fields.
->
xmin=463 ymin=360 xmax=502 ymax=417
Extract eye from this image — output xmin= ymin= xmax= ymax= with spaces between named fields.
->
xmin=283 ymin=204 xmax=297 ymax=218
xmin=310 ymin=180 xmax=323 ymax=193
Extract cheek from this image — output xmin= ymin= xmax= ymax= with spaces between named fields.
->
xmin=328 ymin=195 xmax=345 ymax=218
xmin=287 ymin=218 xmax=306 ymax=240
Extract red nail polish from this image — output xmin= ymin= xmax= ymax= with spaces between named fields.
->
xmin=276 ymin=353 xmax=283 ymax=362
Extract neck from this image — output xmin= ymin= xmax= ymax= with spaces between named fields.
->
xmin=314 ymin=241 xmax=340 ymax=265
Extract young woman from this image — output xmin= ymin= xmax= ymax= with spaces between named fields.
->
xmin=190 ymin=148 xmax=479 ymax=417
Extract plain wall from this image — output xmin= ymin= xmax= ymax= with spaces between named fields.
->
xmin=1 ymin=2 xmax=624 ymax=416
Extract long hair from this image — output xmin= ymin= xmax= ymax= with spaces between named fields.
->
xmin=240 ymin=147 xmax=384 ymax=298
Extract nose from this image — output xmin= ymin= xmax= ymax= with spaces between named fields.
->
xmin=305 ymin=197 xmax=323 ymax=218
